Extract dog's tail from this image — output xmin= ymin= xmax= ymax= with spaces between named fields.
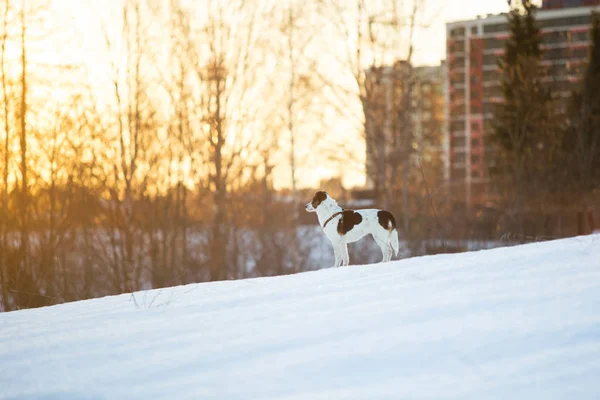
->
xmin=390 ymin=229 xmax=400 ymax=257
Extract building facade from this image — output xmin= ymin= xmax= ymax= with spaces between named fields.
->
xmin=445 ymin=2 xmax=600 ymax=207
xmin=543 ymin=0 xmax=600 ymax=9
xmin=364 ymin=62 xmax=445 ymax=192
xmin=412 ymin=64 xmax=446 ymax=169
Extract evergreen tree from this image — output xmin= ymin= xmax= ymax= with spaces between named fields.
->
xmin=491 ymin=0 xmax=555 ymax=230
xmin=574 ymin=13 xmax=600 ymax=196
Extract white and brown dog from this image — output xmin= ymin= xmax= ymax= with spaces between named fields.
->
xmin=305 ymin=191 xmax=400 ymax=267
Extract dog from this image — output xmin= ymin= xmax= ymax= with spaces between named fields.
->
xmin=305 ymin=191 xmax=400 ymax=267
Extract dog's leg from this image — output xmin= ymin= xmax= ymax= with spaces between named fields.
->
xmin=341 ymin=243 xmax=350 ymax=266
xmin=385 ymin=240 xmax=393 ymax=262
xmin=384 ymin=247 xmax=392 ymax=262
xmin=375 ymin=237 xmax=392 ymax=263
xmin=333 ymin=245 xmax=342 ymax=268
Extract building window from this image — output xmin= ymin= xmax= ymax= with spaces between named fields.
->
xmin=472 ymin=154 xmax=480 ymax=163
xmin=483 ymin=54 xmax=500 ymax=66
xmin=472 ymin=170 xmax=481 ymax=178
xmin=483 ymin=85 xmax=502 ymax=98
xmin=483 ymin=23 xmax=508 ymax=34
xmin=450 ymin=27 xmax=466 ymax=37
xmin=454 ymin=152 xmax=466 ymax=163
xmin=451 ymin=41 xmax=465 ymax=52
xmin=451 ymin=166 xmax=466 ymax=180
xmin=451 ymin=73 xmax=466 ymax=84
xmin=483 ymin=69 xmax=500 ymax=81
xmin=451 ymin=136 xmax=466 ymax=147
xmin=471 ymin=138 xmax=480 ymax=147
xmin=451 ymin=120 xmax=466 ymax=131
xmin=451 ymin=110 xmax=466 ymax=119
xmin=471 ymin=26 xmax=478 ymax=35
xmin=483 ymin=102 xmax=496 ymax=115
xmin=539 ymin=15 xmax=591 ymax=30
xmin=573 ymin=47 xmax=589 ymax=59
xmin=570 ymin=31 xmax=588 ymax=43
xmin=451 ymin=57 xmax=466 ymax=69
xmin=545 ymin=47 xmax=569 ymax=61
xmin=484 ymin=37 xmax=503 ymax=50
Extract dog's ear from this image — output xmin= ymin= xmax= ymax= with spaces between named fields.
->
xmin=311 ymin=191 xmax=328 ymax=208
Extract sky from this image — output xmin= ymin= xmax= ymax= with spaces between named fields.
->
xmin=34 ymin=0 xmax=515 ymax=190
xmin=413 ymin=0 xmax=509 ymax=66
xmin=56 ymin=0 xmax=515 ymax=66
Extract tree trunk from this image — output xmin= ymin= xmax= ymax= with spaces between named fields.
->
xmin=0 ymin=0 xmax=11 ymax=311
xmin=19 ymin=2 xmax=30 ymax=279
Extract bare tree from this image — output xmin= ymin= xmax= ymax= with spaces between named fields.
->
xmin=571 ymin=13 xmax=600 ymax=218
xmin=316 ymin=0 xmax=424 ymax=214
xmin=99 ymin=0 xmax=161 ymax=293
xmin=0 ymin=0 xmax=11 ymax=310
xmin=18 ymin=0 xmax=30 ymax=294
xmin=281 ymin=0 xmax=324 ymax=215
xmin=165 ymin=0 xmax=268 ymax=281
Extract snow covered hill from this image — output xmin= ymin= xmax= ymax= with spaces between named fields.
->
xmin=1 ymin=236 xmax=600 ymax=400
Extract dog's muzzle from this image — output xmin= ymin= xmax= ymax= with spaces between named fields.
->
xmin=305 ymin=202 xmax=315 ymax=212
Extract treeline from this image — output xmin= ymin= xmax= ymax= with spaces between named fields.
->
xmin=1 ymin=0 xmax=459 ymax=311
xmin=0 ymin=0 xmax=342 ymax=311
xmin=344 ymin=0 xmax=600 ymax=249
xmin=488 ymin=1 xmax=600 ymax=237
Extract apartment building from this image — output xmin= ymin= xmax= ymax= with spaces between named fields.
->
xmin=364 ymin=62 xmax=445 ymax=191
xmin=543 ymin=0 xmax=600 ymax=9
xmin=446 ymin=1 xmax=600 ymax=207
xmin=412 ymin=64 xmax=446 ymax=168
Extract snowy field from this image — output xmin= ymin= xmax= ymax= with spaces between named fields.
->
xmin=1 ymin=235 xmax=600 ymax=399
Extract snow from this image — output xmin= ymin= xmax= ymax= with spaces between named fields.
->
xmin=1 ymin=235 xmax=600 ymax=400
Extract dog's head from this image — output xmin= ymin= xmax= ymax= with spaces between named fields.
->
xmin=305 ymin=191 xmax=329 ymax=212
